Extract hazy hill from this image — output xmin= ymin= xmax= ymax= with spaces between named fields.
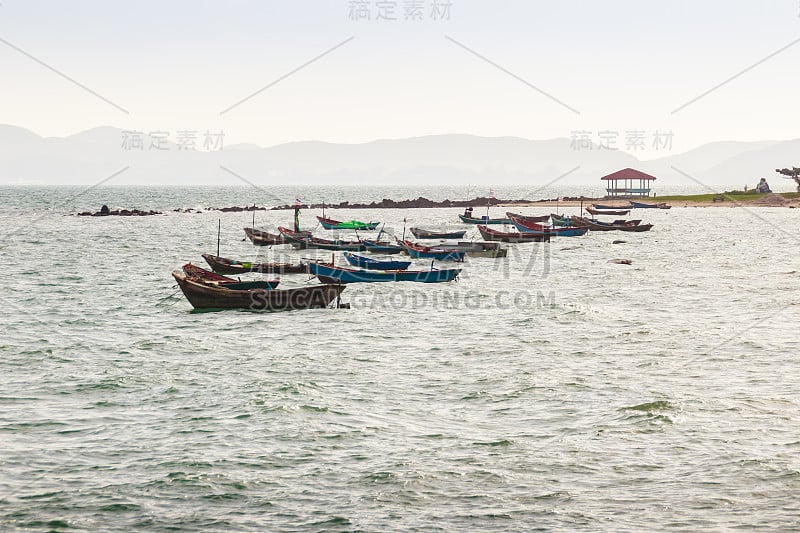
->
xmin=0 ymin=125 xmax=794 ymax=190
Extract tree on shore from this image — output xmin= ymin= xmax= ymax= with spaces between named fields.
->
xmin=775 ymin=167 xmax=800 ymax=192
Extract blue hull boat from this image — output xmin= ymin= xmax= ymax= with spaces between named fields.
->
xmin=629 ymin=201 xmax=671 ymax=209
xmin=308 ymin=262 xmax=460 ymax=284
xmin=343 ymin=252 xmax=411 ymax=271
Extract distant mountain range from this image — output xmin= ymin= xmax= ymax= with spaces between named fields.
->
xmin=0 ymin=124 xmax=797 ymax=189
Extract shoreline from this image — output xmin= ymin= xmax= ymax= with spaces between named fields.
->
xmin=72 ymin=193 xmax=800 ymax=216
xmin=272 ymin=192 xmax=800 ymax=210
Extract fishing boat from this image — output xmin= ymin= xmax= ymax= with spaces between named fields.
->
xmin=629 ymin=201 xmax=671 ymax=209
xmin=362 ymin=239 xmax=404 ymax=254
xmin=409 ymin=227 xmax=468 ymax=239
xmin=585 ymin=207 xmax=631 ymax=216
xmin=182 ymin=263 xmax=280 ymax=290
xmin=568 ymin=217 xmax=642 ymax=228
xmin=202 ymin=253 xmax=307 ymax=275
xmin=550 ymin=214 xmax=571 ymax=227
xmin=477 ymin=225 xmax=551 ymax=243
xmin=569 ymin=216 xmax=653 ymax=232
xmin=508 ymin=215 xmax=588 ymax=237
xmin=512 ymin=222 xmax=588 ymax=237
xmin=172 ymin=270 xmax=344 ymax=310
xmin=399 ymin=240 xmax=466 ymax=261
xmin=243 ymin=227 xmax=310 ymax=246
xmin=316 ymin=216 xmax=380 ymax=230
xmin=342 ymin=252 xmax=411 ymax=271
xmin=593 ymin=204 xmax=627 ymax=210
xmin=436 ymin=241 xmax=508 ymax=258
xmin=307 ymin=262 xmax=460 ymax=284
xmin=278 ymin=227 xmax=366 ymax=251
xmin=505 ymin=212 xmax=550 ymax=223
xmin=458 ymin=214 xmax=511 ymax=225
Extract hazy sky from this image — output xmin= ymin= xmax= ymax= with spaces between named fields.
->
xmin=1 ymin=0 xmax=799 ymax=155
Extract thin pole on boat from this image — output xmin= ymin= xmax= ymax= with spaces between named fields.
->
xmin=216 ymin=219 xmax=221 ymax=257
xmin=402 ymin=218 xmax=407 ymax=242
xmin=252 ymin=207 xmax=255 ymax=229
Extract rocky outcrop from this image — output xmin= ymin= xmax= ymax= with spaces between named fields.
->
xmin=78 ymin=205 xmax=162 ymax=216
xmin=173 ymin=205 xmax=267 ymax=213
xmin=270 ymin=196 xmax=585 ymax=210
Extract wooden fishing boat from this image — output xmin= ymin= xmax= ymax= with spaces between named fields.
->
xmin=575 ymin=216 xmax=642 ymax=226
xmin=585 ymin=207 xmax=630 ymax=216
xmin=308 ymin=262 xmax=460 ymax=284
xmin=508 ymin=215 xmax=588 ymax=237
xmin=569 ymin=216 xmax=653 ymax=232
xmin=278 ymin=227 xmax=366 ymax=251
xmin=362 ymin=239 xmax=404 ymax=254
xmin=399 ymin=240 xmax=466 ymax=261
xmin=342 ymin=252 xmax=411 ymax=271
xmin=593 ymin=204 xmax=627 ymax=210
xmin=182 ymin=263 xmax=280 ymax=290
xmin=477 ymin=225 xmax=550 ymax=243
xmin=505 ymin=212 xmax=550 ymax=223
xmin=409 ymin=227 xmax=467 ymax=239
xmin=317 ymin=216 xmax=380 ymax=230
xmin=173 ymin=270 xmax=344 ymax=310
xmin=629 ymin=201 xmax=671 ymax=209
xmin=436 ymin=241 xmax=508 ymax=258
xmin=550 ymin=214 xmax=571 ymax=227
xmin=458 ymin=214 xmax=511 ymax=225
xmin=512 ymin=222 xmax=588 ymax=237
xmin=243 ymin=227 xmax=311 ymax=246
xmin=202 ymin=253 xmax=307 ymax=274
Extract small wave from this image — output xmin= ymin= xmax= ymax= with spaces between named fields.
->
xmin=98 ymin=502 xmax=142 ymax=512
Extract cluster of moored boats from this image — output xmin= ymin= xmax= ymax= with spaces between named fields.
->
xmin=172 ymin=204 xmax=664 ymax=311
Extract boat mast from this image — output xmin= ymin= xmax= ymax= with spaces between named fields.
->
xmin=216 ymin=219 xmax=221 ymax=257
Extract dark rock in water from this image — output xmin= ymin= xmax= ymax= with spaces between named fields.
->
xmin=608 ymin=258 xmax=632 ymax=265
xmin=173 ymin=205 xmax=266 ymax=213
xmin=78 ymin=207 xmax=162 ymax=217
xmin=612 ymin=240 xmax=626 ymax=244
xmin=214 ymin=205 xmax=266 ymax=212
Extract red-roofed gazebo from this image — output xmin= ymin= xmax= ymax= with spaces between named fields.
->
xmin=601 ymin=168 xmax=657 ymax=198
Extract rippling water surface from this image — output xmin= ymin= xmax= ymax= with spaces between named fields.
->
xmin=1 ymin=187 xmax=799 ymax=531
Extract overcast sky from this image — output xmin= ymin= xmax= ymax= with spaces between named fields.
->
xmin=1 ymin=0 xmax=799 ymax=155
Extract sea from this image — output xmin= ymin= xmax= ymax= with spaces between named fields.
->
xmin=1 ymin=186 xmax=799 ymax=532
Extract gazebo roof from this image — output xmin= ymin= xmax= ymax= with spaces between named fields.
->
xmin=600 ymin=168 xmax=657 ymax=181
